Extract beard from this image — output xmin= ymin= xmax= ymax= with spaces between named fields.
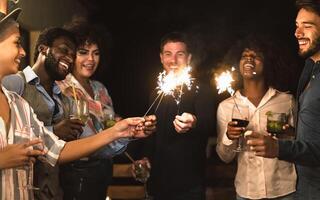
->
xmin=44 ymin=50 xmax=67 ymax=81
xmin=298 ymin=36 xmax=320 ymax=58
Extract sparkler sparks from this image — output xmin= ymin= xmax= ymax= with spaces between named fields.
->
xmin=143 ymin=66 xmax=194 ymax=117
xmin=215 ymin=67 xmax=235 ymax=96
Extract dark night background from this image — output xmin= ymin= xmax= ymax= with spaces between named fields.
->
xmin=75 ymin=0 xmax=303 ymax=120
xmin=15 ymin=0 xmax=306 ymax=196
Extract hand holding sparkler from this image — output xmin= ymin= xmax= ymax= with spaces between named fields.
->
xmin=173 ymin=112 xmax=197 ymax=133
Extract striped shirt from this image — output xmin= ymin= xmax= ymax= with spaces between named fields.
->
xmin=0 ymin=86 xmax=66 ymax=200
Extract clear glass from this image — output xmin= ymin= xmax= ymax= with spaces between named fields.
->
xmin=69 ymin=99 xmax=89 ymax=124
xmin=16 ymin=125 xmax=42 ymax=191
xmin=232 ymin=104 xmax=249 ymax=152
xmin=103 ymin=112 xmax=116 ymax=129
xmin=134 ymin=162 xmax=151 ymax=200
xmin=266 ymin=112 xmax=287 ymax=137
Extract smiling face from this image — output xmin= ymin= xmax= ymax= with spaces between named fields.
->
xmin=239 ymin=48 xmax=264 ymax=80
xmin=73 ymin=43 xmax=100 ymax=79
xmin=295 ymin=8 xmax=320 ymax=60
xmin=43 ymin=36 xmax=76 ymax=81
xmin=0 ymin=23 xmax=26 ymax=78
xmin=160 ymin=41 xmax=191 ymax=74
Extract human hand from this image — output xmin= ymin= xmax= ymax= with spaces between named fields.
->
xmin=111 ymin=117 xmax=145 ymax=138
xmin=226 ymin=120 xmax=246 ymax=140
xmin=0 ymin=139 xmax=46 ymax=169
xmin=131 ymin=157 xmax=151 ymax=179
xmin=53 ymin=118 xmax=84 ymax=141
xmin=138 ymin=115 xmax=157 ymax=137
xmin=246 ymin=131 xmax=279 ymax=158
xmin=173 ymin=112 xmax=197 ymax=133
xmin=278 ymin=124 xmax=295 ymax=139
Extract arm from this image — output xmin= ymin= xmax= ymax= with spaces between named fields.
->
xmin=216 ymin=104 xmax=237 ymax=163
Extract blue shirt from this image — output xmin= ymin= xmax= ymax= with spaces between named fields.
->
xmin=278 ymin=59 xmax=320 ymax=198
xmin=2 ymin=66 xmax=63 ymax=132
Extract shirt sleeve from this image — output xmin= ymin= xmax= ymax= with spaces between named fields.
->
xmin=216 ymin=103 xmax=237 ymax=163
xmin=2 ymin=74 xmax=25 ymax=95
xmin=29 ymin=105 xmax=66 ymax=166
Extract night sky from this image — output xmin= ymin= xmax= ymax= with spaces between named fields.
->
xmin=76 ymin=0 xmax=302 ymax=119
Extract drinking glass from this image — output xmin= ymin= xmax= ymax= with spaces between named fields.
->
xmin=103 ymin=112 xmax=116 ymax=129
xmin=134 ymin=162 xmax=151 ymax=200
xmin=232 ymin=104 xmax=249 ymax=152
xmin=69 ymin=99 xmax=89 ymax=124
xmin=266 ymin=112 xmax=287 ymax=137
xmin=16 ymin=125 xmax=41 ymax=191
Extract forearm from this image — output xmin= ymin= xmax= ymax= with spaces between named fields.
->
xmin=58 ymin=128 xmax=119 ymax=164
xmin=279 ymin=139 xmax=320 ymax=166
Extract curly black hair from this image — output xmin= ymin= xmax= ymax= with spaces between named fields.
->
xmin=222 ymin=34 xmax=293 ymax=92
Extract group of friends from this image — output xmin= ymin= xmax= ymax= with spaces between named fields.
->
xmin=1 ymin=0 xmax=320 ymax=200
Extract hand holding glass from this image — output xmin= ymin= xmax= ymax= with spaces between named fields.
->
xmin=133 ymin=161 xmax=151 ymax=200
xmin=231 ymin=105 xmax=249 ymax=152
xmin=266 ymin=112 xmax=287 ymax=137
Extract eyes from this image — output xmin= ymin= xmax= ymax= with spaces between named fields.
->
xmin=240 ymin=54 xmax=263 ymax=61
xmin=163 ymin=51 xmax=187 ymax=57
xmin=77 ymin=49 xmax=100 ymax=56
xmin=14 ymin=38 xmax=22 ymax=48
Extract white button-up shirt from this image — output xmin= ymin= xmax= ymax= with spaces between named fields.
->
xmin=216 ymin=88 xmax=297 ymax=199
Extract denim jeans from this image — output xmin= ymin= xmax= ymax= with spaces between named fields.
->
xmin=236 ymin=192 xmax=295 ymax=200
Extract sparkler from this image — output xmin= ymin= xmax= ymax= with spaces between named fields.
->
xmin=214 ymin=67 xmax=244 ymax=118
xmin=215 ymin=67 xmax=235 ymax=96
xmin=143 ymin=66 xmax=194 ymax=117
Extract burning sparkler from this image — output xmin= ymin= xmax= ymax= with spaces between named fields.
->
xmin=214 ymin=66 xmax=245 ymax=119
xmin=215 ymin=67 xmax=235 ymax=96
xmin=143 ymin=66 xmax=194 ymax=117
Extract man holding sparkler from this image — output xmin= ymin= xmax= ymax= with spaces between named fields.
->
xmin=216 ymin=35 xmax=296 ymax=200
xmin=247 ymin=1 xmax=320 ymax=199
xmin=135 ymin=32 xmax=212 ymax=200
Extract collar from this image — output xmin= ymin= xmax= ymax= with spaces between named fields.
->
xmin=23 ymin=66 xmax=62 ymax=95
xmin=234 ymin=87 xmax=281 ymax=108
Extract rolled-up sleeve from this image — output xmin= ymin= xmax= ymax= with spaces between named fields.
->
xmin=216 ymin=103 xmax=237 ymax=163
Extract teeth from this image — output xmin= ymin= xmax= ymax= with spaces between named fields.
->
xmin=84 ymin=64 xmax=94 ymax=68
xmin=298 ymin=40 xmax=308 ymax=45
xmin=15 ymin=59 xmax=21 ymax=64
xmin=244 ymin=63 xmax=254 ymax=68
xmin=59 ymin=61 xmax=69 ymax=70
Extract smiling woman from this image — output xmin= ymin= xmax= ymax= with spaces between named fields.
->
xmin=0 ymin=8 xmax=25 ymax=79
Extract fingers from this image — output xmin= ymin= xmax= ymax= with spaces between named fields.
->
xmin=69 ymin=119 xmax=85 ymax=127
xmin=126 ymin=117 xmax=145 ymax=126
xmin=173 ymin=118 xmax=192 ymax=133
xmin=24 ymin=139 xmax=42 ymax=148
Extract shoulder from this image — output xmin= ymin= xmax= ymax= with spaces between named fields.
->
xmin=2 ymin=73 xmax=25 ymax=94
xmin=273 ymin=89 xmax=294 ymax=101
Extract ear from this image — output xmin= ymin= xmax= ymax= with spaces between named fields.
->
xmin=160 ymin=53 xmax=164 ymax=64
xmin=187 ymin=54 xmax=192 ymax=65
xmin=38 ymin=44 xmax=48 ymax=55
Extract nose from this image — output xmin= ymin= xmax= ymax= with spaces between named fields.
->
xmin=88 ymin=53 xmax=94 ymax=61
xmin=295 ymin=26 xmax=303 ymax=39
xmin=246 ymin=56 xmax=253 ymax=62
xmin=20 ymin=46 xmax=26 ymax=58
